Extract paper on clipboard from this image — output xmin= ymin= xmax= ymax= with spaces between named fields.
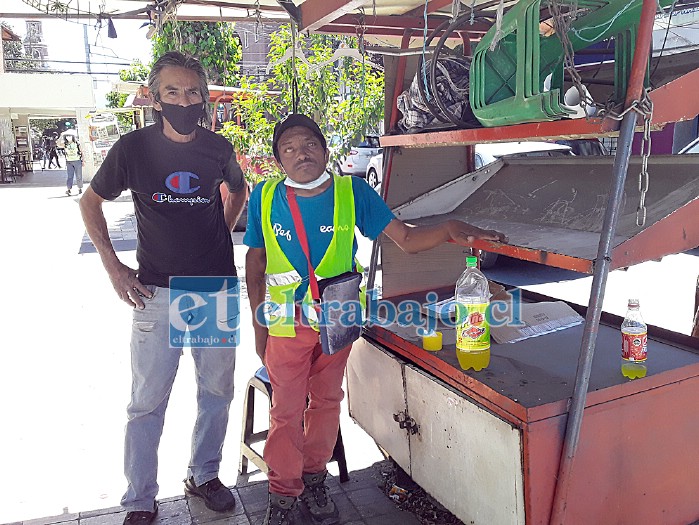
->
xmin=491 ymin=301 xmax=584 ymax=344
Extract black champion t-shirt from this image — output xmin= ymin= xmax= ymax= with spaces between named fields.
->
xmin=90 ymin=124 xmax=246 ymax=288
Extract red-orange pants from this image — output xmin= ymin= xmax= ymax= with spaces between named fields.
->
xmin=263 ymin=321 xmax=351 ymax=497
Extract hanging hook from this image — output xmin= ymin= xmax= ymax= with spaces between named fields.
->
xmin=291 ymin=21 xmax=299 ymax=113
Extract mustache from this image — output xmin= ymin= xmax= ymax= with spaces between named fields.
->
xmin=295 ymin=158 xmax=316 ymax=169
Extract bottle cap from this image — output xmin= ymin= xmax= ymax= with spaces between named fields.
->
xmin=466 ymin=256 xmax=478 ymax=267
xmin=628 ymin=298 xmax=640 ymax=307
xmin=422 ymin=330 xmax=443 ymax=351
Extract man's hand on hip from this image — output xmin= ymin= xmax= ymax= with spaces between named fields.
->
xmin=106 ymin=261 xmax=152 ymax=309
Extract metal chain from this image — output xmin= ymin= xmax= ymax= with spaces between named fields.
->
xmin=291 ymin=21 xmax=299 ymax=113
xmin=546 ymin=0 xmax=599 ymax=116
xmin=356 ymin=11 xmax=368 ymax=135
xmin=595 ymin=88 xmax=653 ymax=225
xmin=636 ymin=91 xmax=653 ymax=226
xmin=452 ymin=0 xmax=462 ymax=20
xmin=254 ymin=0 xmax=261 ymax=38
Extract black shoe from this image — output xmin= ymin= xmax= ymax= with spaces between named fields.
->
xmin=264 ymin=493 xmax=298 ymax=525
xmin=184 ymin=476 xmax=236 ymax=512
xmin=123 ymin=502 xmax=158 ymax=525
xmin=66 ymin=189 xmax=71 ymax=196
xmin=299 ymin=470 xmax=339 ymax=524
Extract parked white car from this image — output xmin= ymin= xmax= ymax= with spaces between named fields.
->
xmin=679 ymin=136 xmax=699 ymax=154
xmin=332 ymin=135 xmax=382 ymax=177
xmin=366 ymin=141 xmax=575 ymax=267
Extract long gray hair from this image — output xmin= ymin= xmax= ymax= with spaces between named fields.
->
xmin=148 ymin=51 xmax=211 ymax=127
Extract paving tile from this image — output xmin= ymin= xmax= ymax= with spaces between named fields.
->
xmin=363 ymin=512 xmax=421 ymax=525
xmin=78 ymin=507 xmax=122 ymax=519
xmin=186 ymin=495 xmax=240 ymax=525
xmin=22 ymin=512 xmax=79 ymax=525
xmin=235 ymin=484 xmax=268 ymax=516
xmin=79 ymin=510 xmax=127 ymax=525
xmin=154 ymin=499 xmax=191 ymax=524
xmin=346 ymin=487 xmax=400 ymax=519
xmin=201 ymin=516 xmax=250 ymax=525
xmin=337 ymin=469 xmax=383 ymax=495
xmin=328 ymin=492 xmax=362 ymax=524
xmin=158 ymin=495 xmax=186 ymax=504
xmin=246 ymin=512 xmax=265 ymax=525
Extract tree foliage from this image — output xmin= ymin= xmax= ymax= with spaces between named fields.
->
xmin=119 ymin=59 xmax=149 ymax=82
xmin=218 ymin=24 xmax=384 ymax=182
xmin=105 ymin=60 xmax=150 ymax=134
xmin=151 ymin=21 xmax=241 ymax=86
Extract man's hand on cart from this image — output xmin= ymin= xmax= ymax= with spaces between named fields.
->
xmin=446 ymin=220 xmax=507 ymax=245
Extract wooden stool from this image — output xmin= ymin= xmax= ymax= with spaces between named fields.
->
xmin=239 ymin=366 xmax=350 ymax=482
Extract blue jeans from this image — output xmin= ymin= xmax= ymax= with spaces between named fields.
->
xmin=121 ymin=285 xmax=237 ymax=512
xmin=66 ymin=160 xmax=83 ymax=190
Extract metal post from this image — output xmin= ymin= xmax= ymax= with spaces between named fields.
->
xmin=83 ymin=24 xmax=91 ymax=74
xmin=548 ymin=0 xmax=657 ymax=522
xmin=366 ymin=29 xmax=412 ymax=296
xmin=692 ymin=275 xmax=699 ymax=338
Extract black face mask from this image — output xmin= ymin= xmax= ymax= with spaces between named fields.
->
xmin=158 ymin=101 xmax=204 ymax=135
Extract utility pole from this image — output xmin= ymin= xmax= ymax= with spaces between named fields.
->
xmin=83 ymin=24 xmax=91 ymax=74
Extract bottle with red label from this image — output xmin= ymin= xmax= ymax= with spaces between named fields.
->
xmin=455 ymin=256 xmax=490 ymax=371
xmin=621 ymin=299 xmax=648 ymax=379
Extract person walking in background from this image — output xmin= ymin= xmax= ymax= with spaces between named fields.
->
xmin=47 ymin=133 xmax=61 ymax=169
xmin=41 ymin=135 xmax=51 ymax=169
xmin=64 ymin=134 xmax=83 ymax=196
xmin=80 ymin=51 xmax=248 ymax=525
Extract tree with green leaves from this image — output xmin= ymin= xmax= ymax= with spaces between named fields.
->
xmin=105 ymin=60 xmax=150 ymax=134
xmin=218 ymin=24 xmax=384 ymax=182
xmin=151 ymin=21 xmax=242 ymax=86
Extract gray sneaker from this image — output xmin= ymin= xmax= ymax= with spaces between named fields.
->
xmin=264 ymin=493 xmax=298 ymax=525
xmin=299 ymin=470 xmax=339 ymax=524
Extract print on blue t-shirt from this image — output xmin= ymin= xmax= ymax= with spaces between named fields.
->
xmin=244 ymin=177 xmax=395 ymax=301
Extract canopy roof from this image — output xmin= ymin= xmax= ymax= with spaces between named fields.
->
xmin=0 ymin=0 xmax=494 ymax=37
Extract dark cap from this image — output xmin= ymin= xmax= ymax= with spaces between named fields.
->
xmin=272 ymin=113 xmax=327 ymax=161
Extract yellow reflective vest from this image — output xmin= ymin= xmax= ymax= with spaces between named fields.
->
xmin=261 ymin=175 xmax=363 ymax=337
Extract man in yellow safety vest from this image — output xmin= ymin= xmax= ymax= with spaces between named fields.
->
xmin=244 ymin=113 xmax=506 ymax=525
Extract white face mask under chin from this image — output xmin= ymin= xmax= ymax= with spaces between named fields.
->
xmin=284 ymin=169 xmax=331 ymax=190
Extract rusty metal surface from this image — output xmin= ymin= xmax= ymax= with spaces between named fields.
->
xmin=380 ymin=117 xmax=620 ymax=147
xmin=405 ymin=155 xmax=699 ymax=272
xmin=523 ymin=375 xmax=699 ymax=524
xmin=364 ymin=289 xmax=699 ymax=415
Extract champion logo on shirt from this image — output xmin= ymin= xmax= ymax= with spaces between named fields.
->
xmin=151 ymin=192 xmax=211 ymax=206
xmin=151 ymin=171 xmax=210 ymax=206
xmin=165 ymin=171 xmax=200 ymax=194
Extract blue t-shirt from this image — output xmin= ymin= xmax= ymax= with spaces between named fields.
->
xmin=244 ymin=176 xmax=395 ymax=300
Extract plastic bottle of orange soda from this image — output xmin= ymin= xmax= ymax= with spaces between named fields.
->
xmin=621 ymin=299 xmax=647 ymax=379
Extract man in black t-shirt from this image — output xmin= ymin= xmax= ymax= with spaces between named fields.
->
xmin=80 ymin=52 xmax=247 ymax=524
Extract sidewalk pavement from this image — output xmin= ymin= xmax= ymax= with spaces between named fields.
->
xmin=0 ymin=168 xmax=432 ymax=525
xmin=5 ymin=464 xmax=421 ymax=525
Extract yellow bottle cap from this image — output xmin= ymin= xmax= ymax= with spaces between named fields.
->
xmin=422 ymin=331 xmax=443 ymax=351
